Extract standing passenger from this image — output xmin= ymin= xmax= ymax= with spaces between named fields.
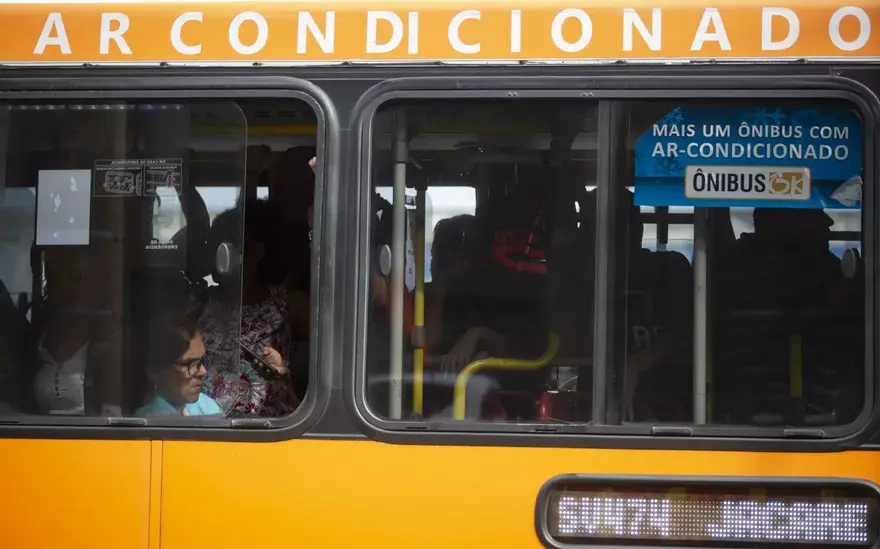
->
xmin=202 ymin=199 xmax=299 ymax=417
xmin=275 ymin=147 xmax=317 ymax=400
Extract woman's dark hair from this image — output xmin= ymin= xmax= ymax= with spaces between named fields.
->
xmin=130 ymin=267 xmax=205 ymax=378
xmin=269 ymin=146 xmax=316 ymax=219
xmin=430 ymin=214 xmax=480 ymax=272
xmin=209 ymin=198 xmax=284 ymax=286
xmin=210 ymin=198 xmax=280 ymax=249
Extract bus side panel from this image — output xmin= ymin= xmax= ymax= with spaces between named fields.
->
xmin=0 ymin=440 xmax=152 ymax=549
xmin=159 ymin=439 xmax=880 ymax=549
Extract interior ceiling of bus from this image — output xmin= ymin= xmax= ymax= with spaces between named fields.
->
xmin=5 ymin=100 xmax=612 ymax=188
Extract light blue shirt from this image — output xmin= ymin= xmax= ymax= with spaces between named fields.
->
xmin=136 ymin=393 xmax=224 ymax=417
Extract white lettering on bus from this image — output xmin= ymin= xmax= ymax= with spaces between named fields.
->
xmin=707 ymin=500 xmax=869 ymax=543
xmin=229 ymin=11 xmax=268 ymax=55
xmin=556 ymin=496 xmax=672 ymax=537
xmin=623 ymin=8 xmax=662 ymax=51
xmin=449 ymin=10 xmax=481 ymax=54
xmin=762 ymin=7 xmax=799 ymax=51
xmin=408 ymin=12 xmax=419 ymax=54
xmin=34 ymin=13 xmax=71 ymax=55
xmin=829 ymin=7 xmax=871 ymax=52
xmin=366 ymin=11 xmax=402 ymax=54
xmin=297 ymin=11 xmax=335 ymax=54
xmin=25 ymin=7 xmax=880 ymax=59
xmin=100 ymin=13 xmax=131 ymax=55
xmin=552 ymin=9 xmax=593 ymax=53
xmin=691 ymin=8 xmax=731 ymax=51
xmin=365 ymin=10 xmax=418 ymax=54
xmin=510 ymin=9 xmax=522 ymax=53
xmin=171 ymin=12 xmax=203 ymax=55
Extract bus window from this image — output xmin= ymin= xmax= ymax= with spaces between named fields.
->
xmin=0 ymin=98 xmax=318 ymax=422
xmin=641 ymin=206 xmax=695 ymax=262
xmin=193 ymin=103 xmax=317 ymax=416
xmin=366 ymin=97 xmax=866 ymax=433
xmin=366 ymin=99 xmax=598 ymax=421
xmin=613 ymin=99 xmax=865 ymax=428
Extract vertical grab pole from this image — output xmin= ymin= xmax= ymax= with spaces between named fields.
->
xmin=693 ymin=207 xmax=708 ymax=424
xmin=591 ymin=102 xmax=619 ymax=424
xmin=389 ymin=111 xmax=408 ymax=420
xmin=413 ymin=188 xmax=426 ymax=415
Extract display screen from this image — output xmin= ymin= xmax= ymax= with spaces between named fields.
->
xmin=546 ymin=489 xmax=877 ymax=546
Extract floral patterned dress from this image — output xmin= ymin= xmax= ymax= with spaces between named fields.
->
xmin=202 ymin=285 xmax=298 ymax=417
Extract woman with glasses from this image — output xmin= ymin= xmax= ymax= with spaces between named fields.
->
xmin=136 ymin=339 xmax=221 ymax=417
xmin=133 ymin=280 xmax=223 ymax=418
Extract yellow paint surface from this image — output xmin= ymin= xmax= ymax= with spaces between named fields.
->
xmin=158 ymin=439 xmax=880 ymax=548
xmin=0 ymin=439 xmax=152 ymax=549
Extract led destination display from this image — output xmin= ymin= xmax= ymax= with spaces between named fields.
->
xmin=546 ymin=489 xmax=876 ymax=546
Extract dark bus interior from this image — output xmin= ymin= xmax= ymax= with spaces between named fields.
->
xmin=0 ymin=91 xmax=867 ymax=432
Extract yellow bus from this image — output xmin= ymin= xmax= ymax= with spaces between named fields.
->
xmin=0 ymin=1 xmax=878 ymax=548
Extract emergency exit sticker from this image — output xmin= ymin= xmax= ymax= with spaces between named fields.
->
xmin=93 ymin=158 xmax=183 ymax=198
xmin=93 ymin=159 xmax=144 ymax=197
xmin=143 ymin=159 xmax=183 ymax=197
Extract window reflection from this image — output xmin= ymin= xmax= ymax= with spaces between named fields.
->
xmin=366 ymin=98 xmax=866 ymax=431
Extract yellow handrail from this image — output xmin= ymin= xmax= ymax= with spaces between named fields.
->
xmin=452 ymin=332 xmax=561 ymax=420
xmin=413 ymin=189 xmax=426 ymax=415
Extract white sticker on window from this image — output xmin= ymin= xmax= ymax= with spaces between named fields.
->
xmin=36 ymin=170 xmax=92 ymax=246
xmin=405 ymin=210 xmax=416 ymax=292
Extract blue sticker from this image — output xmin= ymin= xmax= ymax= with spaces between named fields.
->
xmin=634 ymin=106 xmax=863 ymax=209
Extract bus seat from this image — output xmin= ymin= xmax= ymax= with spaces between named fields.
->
xmin=170 ymin=183 xmax=212 ymax=283
xmin=712 ymin=210 xmax=861 ymax=425
xmin=452 ymin=333 xmax=560 ymax=420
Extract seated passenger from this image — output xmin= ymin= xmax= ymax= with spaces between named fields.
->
xmin=135 ymin=294 xmax=222 ymax=417
xmin=423 ymin=214 xmax=506 ymax=419
xmin=34 ymin=243 xmax=121 ymax=416
xmin=202 ymin=199 xmax=298 ymax=417
xmin=425 ymin=214 xmax=497 ymax=366
xmin=619 ymin=191 xmax=694 ymax=422
xmin=309 ymin=155 xmax=419 ymax=416
xmin=713 ymin=207 xmax=859 ymax=424
xmin=440 ymin=173 xmax=551 ymax=374
xmin=720 ymin=208 xmax=842 ymax=310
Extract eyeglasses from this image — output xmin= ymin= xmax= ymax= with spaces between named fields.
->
xmin=173 ymin=356 xmax=207 ymax=376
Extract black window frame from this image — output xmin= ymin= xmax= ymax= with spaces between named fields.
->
xmin=350 ymin=75 xmax=879 ymax=451
xmin=0 ymin=75 xmax=337 ymax=441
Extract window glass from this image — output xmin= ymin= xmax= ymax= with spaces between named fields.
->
xmin=614 ymin=100 xmax=865 ymax=428
xmin=0 ymin=101 xmax=249 ymax=419
xmin=196 ymin=186 xmax=240 ymax=224
xmin=0 ymin=188 xmax=36 ymax=320
xmin=0 ymin=98 xmax=319 ymax=423
xmin=189 ymin=104 xmax=319 ymax=418
xmin=367 ymin=100 xmax=599 ymax=421
xmin=367 ymin=98 xmax=866 ymax=432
